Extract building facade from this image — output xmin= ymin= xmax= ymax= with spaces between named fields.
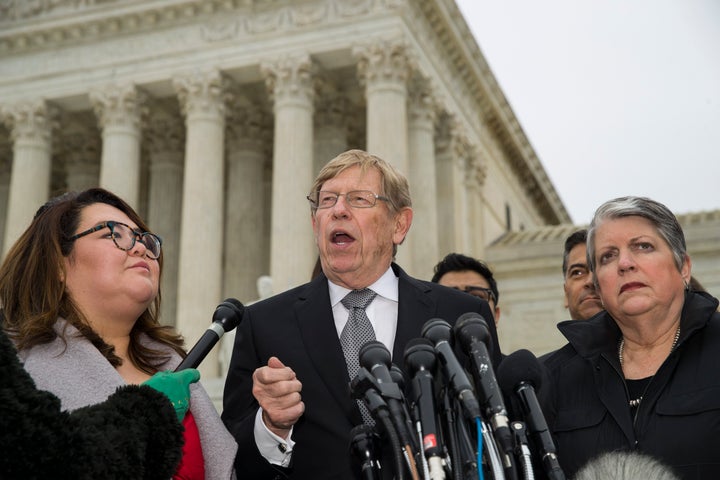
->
xmin=1 ymin=0 xmax=572 ymax=379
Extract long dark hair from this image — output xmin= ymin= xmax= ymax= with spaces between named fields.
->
xmin=0 ymin=188 xmax=185 ymax=373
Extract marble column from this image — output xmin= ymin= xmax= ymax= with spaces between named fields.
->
xmin=224 ymin=95 xmax=270 ymax=303
xmin=314 ymin=84 xmax=348 ymax=175
xmin=436 ymin=116 xmax=473 ymax=255
xmin=61 ymin=116 xmax=101 ymax=191
xmin=466 ymin=155 xmax=488 ymax=258
xmin=355 ymin=39 xmax=413 ymax=269
xmin=407 ymin=78 xmax=439 ymax=279
xmin=145 ymin=102 xmax=185 ymax=328
xmin=354 ymin=38 xmax=411 ymax=174
xmin=1 ymin=100 xmax=57 ymax=256
xmin=261 ymin=53 xmax=317 ymax=292
xmin=173 ymin=69 xmax=229 ymax=378
xmin=90 ymin=83 xmax=146 ymax=208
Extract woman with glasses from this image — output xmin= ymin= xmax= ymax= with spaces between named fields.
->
xmin=0 ymin=188 xmax=237 ymax=479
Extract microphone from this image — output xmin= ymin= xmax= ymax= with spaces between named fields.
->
xmin=498 ymin=349 xmax=565 ymax=480
xmin=359 ymin=341 xmax=418 ymax=456
xmin=404 ymin=338 xmax=445 ymax=479
xmin=175 ymin=298 xmax=244 ymax=371
xmin=453 ymin=313 xmax=516 ymax=467
xmin=350 ymin=424 xmax=382 ymax=480
xmin=421 ymin=318 xmax=480 ymax=420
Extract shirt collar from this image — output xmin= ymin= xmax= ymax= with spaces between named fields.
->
xmin=328 ymin=266 xmax=399 ymax=307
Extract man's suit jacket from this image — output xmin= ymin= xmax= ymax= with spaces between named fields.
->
xmin=222 ymin=263 xmax=501 ymax=479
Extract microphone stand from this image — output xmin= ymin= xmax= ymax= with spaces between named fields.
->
xmin=511 ymin=422 xmax=534 ymax=480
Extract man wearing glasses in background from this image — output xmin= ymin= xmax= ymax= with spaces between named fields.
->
xmin=222 ymin=149 xmax=501 ymax=479
xmin=432 ymin=253 xmax=501 ymax=327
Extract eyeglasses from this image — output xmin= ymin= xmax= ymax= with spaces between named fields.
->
xmin=452 ymin=285 xmax=496 ymax=303
xmin=306 ymin=190 xmax=390 ymax=209
xmin=69 ymin=221 xmax=162 ymax=260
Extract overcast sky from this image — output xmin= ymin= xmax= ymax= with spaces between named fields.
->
xmin=454 ymin=0 xmax=720 ymax=225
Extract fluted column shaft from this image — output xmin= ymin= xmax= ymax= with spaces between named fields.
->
xmin=408 ymin=83 xmax=439 ymax=279
xmin=262 ymin=54 xmax=316 ymax=292
xmin=173 ymin=70 xmax=228 ymax=378
xmin=90 ymin=84 xmax=145 ymax=208
xmin=1 ymin=100 xmax=55 ymax=256
xmin=224 ymin=97 xmax=269 ymax=303
xmin=355 ymin=39 xmax=411 ymax=174
xmin=146 ymin=105 xmax=185 ymax=328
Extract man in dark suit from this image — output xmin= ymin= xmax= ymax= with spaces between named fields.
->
xmin=222 ymin=149 xmax=501 ymax=479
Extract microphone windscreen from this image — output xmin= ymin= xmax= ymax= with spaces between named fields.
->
xmin=497 ymin=349 xmax=544 ymax=399
xmin=213 ymin=298 xmax=245 ymax=332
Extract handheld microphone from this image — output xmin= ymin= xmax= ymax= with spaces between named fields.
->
xmin=404 ymin=338 xmax=446 ymax=479
xmin=421 ymin=318 xmax=480 ymax=420
xmin=498 ymin=349 xmax=565 ymax=480
xmin=350 ymin=424 xmax=382 ymax=480
xmin=175 ymin=298 xmax=244 ymax=371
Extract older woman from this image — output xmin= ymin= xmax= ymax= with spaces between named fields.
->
xmin=543 ymin=196 xmax=720 ymax=479
xmin=1 ymin=188 xmax=237 ymax=479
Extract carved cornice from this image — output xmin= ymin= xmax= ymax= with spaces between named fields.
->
xmin=412 ymin=0 xmax=570 ymax=224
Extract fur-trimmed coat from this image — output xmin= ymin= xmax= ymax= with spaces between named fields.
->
xmin=16 ymin=319 xmax=238 ymax=479
xmin=0 ymin=325 xmax=184 ymax=480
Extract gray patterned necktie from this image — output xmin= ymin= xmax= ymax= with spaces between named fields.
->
xmin=340 ymin=288 xmax=377 ymax=424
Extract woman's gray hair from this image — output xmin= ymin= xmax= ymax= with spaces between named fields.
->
xmin=574 ymin=451 xmax=679 ymax=480
xmin=587 ymin=196 xmax=687 ymax=273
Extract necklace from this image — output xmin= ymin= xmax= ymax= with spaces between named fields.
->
xmin=618 ymin=324 xmax=681 ymax=408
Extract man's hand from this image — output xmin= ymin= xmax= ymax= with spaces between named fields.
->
xmin=253 ymin=356 xmax=304 ymax=438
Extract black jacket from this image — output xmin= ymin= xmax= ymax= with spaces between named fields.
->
xmin=543 ymin=291 xmax=720 ymax=479
xmin=222 ymin=263 xmax=501 ymax=479
xmin=0 ymin=326 xmax=183 ymax=480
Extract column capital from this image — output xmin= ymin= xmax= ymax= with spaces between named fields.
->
xmin=226 ymin=94 xmax=271 ymax=151
xmin=408 ymin=75 xmax=439 ymax=128
xmin=261 ymin=53 xmax=317 ymax=108
xmin=1 ymin=99 xmax=59 ymax=143
xmin=173 ymin=68 xmax=232 ymax=119
xmin=353 ymin=37 xmax=413 ymax=88
xmin=89 ymin=83 xmax=147 ymax=130
xmin=145 ymin=102 xmax=185 ymax=155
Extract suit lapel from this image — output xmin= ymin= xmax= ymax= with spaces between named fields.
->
xmin=295 ymin=275 xmax=360 ymax=422
xmin=392 ymin=264 xmax=436 ymax=367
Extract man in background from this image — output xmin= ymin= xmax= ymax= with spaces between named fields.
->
xmin=562 ymin=229 xmax=603 ymax=320
xmin=432 ymin=252 xmax=501 ymax=327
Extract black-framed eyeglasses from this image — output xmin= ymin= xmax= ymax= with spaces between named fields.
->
xmin=69 ymin=221 xmax=162 ymax=260
xmin=306 ymin=190 xmax=390 ymax=210
xmin=453 ymin=285 xmax=496 ymax=303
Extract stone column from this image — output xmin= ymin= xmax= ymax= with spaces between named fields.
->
xmin=436 ymin=116 xmax=473 ymax=255
xmin=224 ymin=95 xmax=270 ymax=303
xmin=314 ymin=83 xmax=348 ymax=175
xmin=145 ymin=102 xmax=185 ymax=328
xmin=407 ymin=78 xmax=439 ymax=279
xmin=355 ymin=39 xmax=413 ymax=269
xmin=173 ymin=69 xmax=229 ymax=378
xmin=90 ymin=83 xmax=146 ymax=208
xmin=354 ymin=38 xmax=412 ymax=174
xmin=261 ymin=53 xmax=317 ymax=292
xmin=1 ymin=100 xmax=57 ymax=255
xmin=466 ymin=155 xmax=488 ymax=258
xmin=61 ymin=116 xmax=101 ymax=191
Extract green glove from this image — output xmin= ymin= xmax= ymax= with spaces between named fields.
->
xmin=142 ymin=369 xmax=201 ymax=421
